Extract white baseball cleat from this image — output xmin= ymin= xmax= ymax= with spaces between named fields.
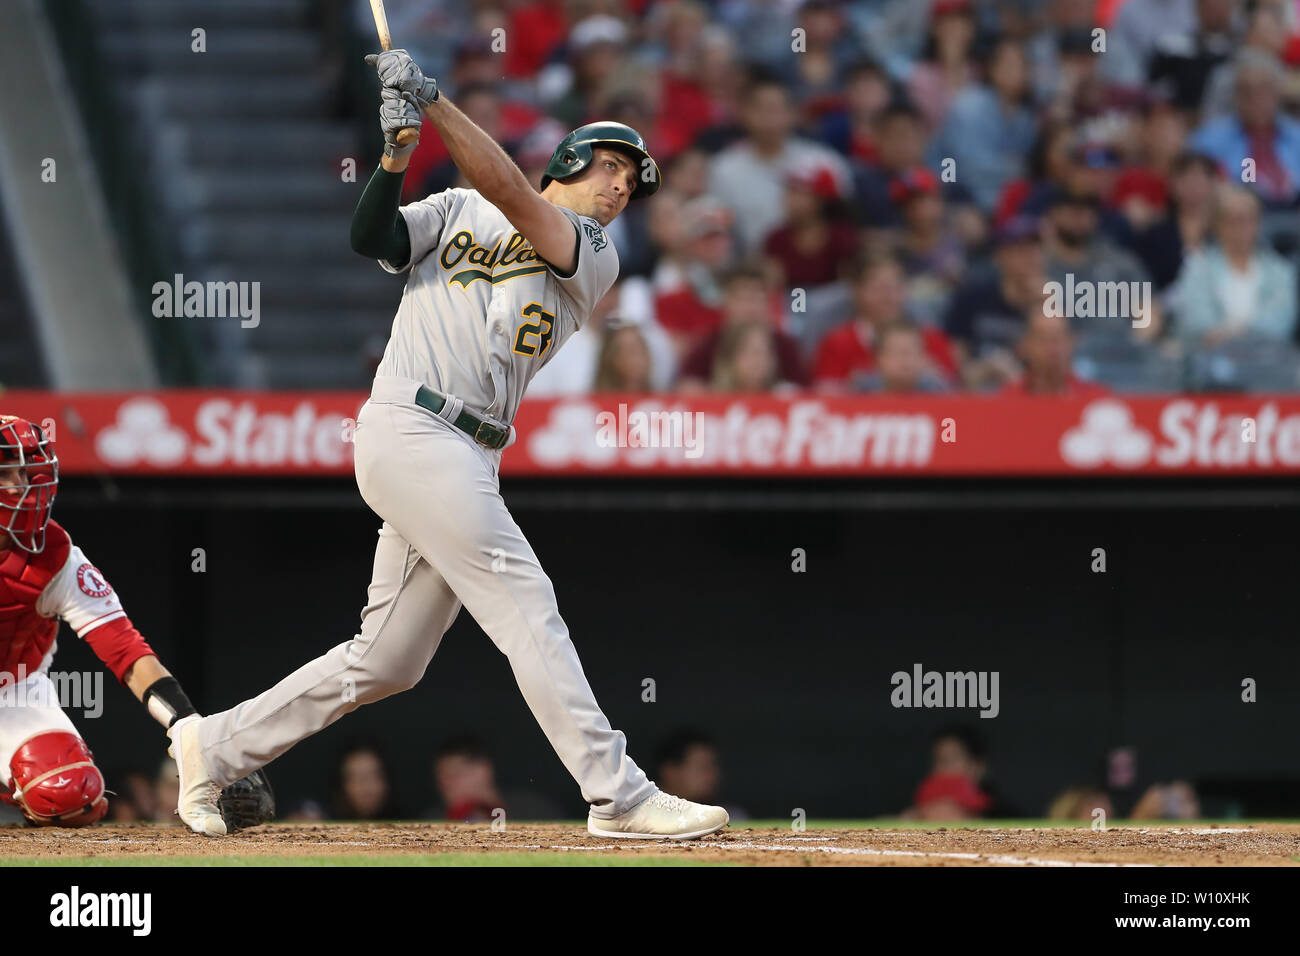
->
xmin=167 ymin=714 xmax=227 ymax=837
xmin=588 ymin=790 xmax=729 ymax=841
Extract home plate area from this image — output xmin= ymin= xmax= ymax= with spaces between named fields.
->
xmin=3 ymin=823 xmax=1300 ymax=866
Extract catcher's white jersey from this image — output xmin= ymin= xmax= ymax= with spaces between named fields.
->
xmin=376 ymin=188 xmax=618 ymax=425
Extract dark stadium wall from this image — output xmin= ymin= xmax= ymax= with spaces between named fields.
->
xmin=50 ymin=479 xmax=1300 ymax=821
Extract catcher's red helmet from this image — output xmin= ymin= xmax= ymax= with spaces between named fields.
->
xmin=0 ymin=415 xmax=58 ymax=554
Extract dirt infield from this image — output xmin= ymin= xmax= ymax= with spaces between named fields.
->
xmin=3 ymin=821 xmax=1299 ymax=866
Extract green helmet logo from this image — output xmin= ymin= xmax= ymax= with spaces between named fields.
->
xmin=540 ymin=121 xmax=661 ymax=200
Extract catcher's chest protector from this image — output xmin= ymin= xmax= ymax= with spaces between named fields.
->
xmin=0 ymin=521 xmax=70 ymax=675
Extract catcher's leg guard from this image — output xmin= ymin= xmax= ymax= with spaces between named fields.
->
xmin=8 ymin=731 xmax=108 ymax=827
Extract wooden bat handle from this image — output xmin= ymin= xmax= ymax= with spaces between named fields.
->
xmin=370 ymin=0 xmax=419 ymax=148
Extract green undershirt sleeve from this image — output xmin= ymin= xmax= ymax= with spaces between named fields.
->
xmin=349 ymin=165 xmax=412 ymax=269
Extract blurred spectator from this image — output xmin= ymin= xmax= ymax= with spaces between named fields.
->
xmin=1146 ymin=0 xmax=1236 ymax=112
xmin=903 ymin=725 xmax=1019 ymax=820
xmin=854 ymin=100 xmax=929 ymax=232
xmin=1041 ymin=186 xmax=1159 ymax=338
xmin=891 ymin=165 xmax=966 ymax=325
xmin=549 ymin=15 xmax=630 ymax=128
xmin=1191 ymin=50 xmax=1300 ymax=208
xmin=707 ymin=73 xmax=849 ymax=253
xmin=853 ymin=320 xmax=950 ymax=393
xmin=677 ymin=263 xmax=808 ymax=390
xmin=1121 ymin=150 xmax=1220 ymax=291
xmin=1129 ymin=780 xmax=1202 ymax=819
xmin=710 ymin=320 xmax=789 ymax=392
xmin=906 ymin=0 xmax=977 ymax=131
xmin=817 ymin=59 xmax=892 ymax=163
xmin=1201 ymin=2 xmax=1298 ymax=119
xmin=761 ymin=165 xmax=859 ymax=290
xmin=932 ymin=38 xmax=1037 ymax=211
xmin=1001 ymin=309 xmax=1110 ymax=397
xmin=1110 ymin=101 xmax=1190 ymax=237
xmin=789 ymin=0 xmax=863 ymax=111
xmin=330 ymin=739 xmax=402 ymax=821
xmin=1048 ymin=784 xmax=1114 ymax=821
xmin=594 ymin=321 xmax=655 ymax=392
xmin=654 ymin=730 xmax=748 ymax=821
xmin=1173 ymin=183 xmax=1298 ymax=348
xmin=1025 ymin=0 xmax=1102 ymax=110
xmin=1101 ymin=0 xmax=1198 ymax=90
xmin=816 ymin=251 xmax=958 ymax=388
xmin=943 ymin=215 xmax=1047 ymax=388
xmin=651 ymin=196 xmax=736 ymax=357
xmin=994 ymin=120 xmax=1075 ymax=227
xmin=428 ymin=736 xmax=503 ymax=822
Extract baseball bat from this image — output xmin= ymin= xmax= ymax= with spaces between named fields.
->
xmin=368 ymin=0 xmax=420 ymax=147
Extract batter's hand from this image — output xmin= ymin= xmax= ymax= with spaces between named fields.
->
xmin=379 ymin=87 xmax=422 ymax=157
xmin=365 ymin=49 xmax=439 ymax=109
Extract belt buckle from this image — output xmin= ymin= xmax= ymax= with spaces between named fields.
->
xmin=474 ymin=420 xmax=507 ymax=449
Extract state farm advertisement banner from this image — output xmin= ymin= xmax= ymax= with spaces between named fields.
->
xmin=3 ymin=390 xmax=1300 ymax=477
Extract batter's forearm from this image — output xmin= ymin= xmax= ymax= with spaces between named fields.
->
xmin=422 ymin=95 xmax=533 ymax=204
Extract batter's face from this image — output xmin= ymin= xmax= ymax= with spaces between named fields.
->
xmin=555 ymin=147 xmax=638 ymax=225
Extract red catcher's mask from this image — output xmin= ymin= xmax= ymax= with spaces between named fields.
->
xmin=0 ymin=416 xmax=58 ymax=554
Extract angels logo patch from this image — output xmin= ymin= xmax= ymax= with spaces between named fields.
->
xmin=583 ymin=219 xmax=608 ymax=252
xmin=76 ymin=563 xmax=112 ymax=598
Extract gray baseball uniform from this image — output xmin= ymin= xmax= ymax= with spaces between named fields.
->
xmin=199 ymin=188 xmax=655 ymax=817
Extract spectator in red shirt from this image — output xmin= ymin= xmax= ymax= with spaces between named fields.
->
xmin=1001 ymin=309 xmax=1110 ymax=397
xmin=813 ymin=251 xmax=959 ymax=390
xmin=853 ymin=320 xmax=952 ymax=394
xmin=677 ymin=263 xmax=808 ymax=391
xmin=651 ymin=197 xmax=736 ymax=357
xmin=761 ymin=165 xmax=859 ymax=290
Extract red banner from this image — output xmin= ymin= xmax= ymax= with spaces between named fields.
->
xmin=2 ymin=390 xmax=1299 ymax=477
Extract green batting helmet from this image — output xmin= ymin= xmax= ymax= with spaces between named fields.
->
xmin=540 ymin=121 xmax=661 ymax=199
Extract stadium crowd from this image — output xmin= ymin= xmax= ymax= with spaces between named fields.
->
xmin=360 ymin=0 xmax=1300 ymax=396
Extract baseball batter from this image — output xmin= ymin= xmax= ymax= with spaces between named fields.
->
xmin=175 ymin=50 xmax=729 ymax=840
xmin=0 ymin=415 xmax=271 ymax=830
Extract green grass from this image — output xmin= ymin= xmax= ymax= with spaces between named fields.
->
xmin=0 ymin=853 xmax=727 ymax=867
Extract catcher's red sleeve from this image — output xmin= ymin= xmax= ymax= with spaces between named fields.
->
xmin=82 ymin=617 xmax=155 ymax=683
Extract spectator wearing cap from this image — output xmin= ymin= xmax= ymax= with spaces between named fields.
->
xmin=548 ymin=15 xmax=631 ymax=128
xmin=1101 ymin=0 xmax=1198 ymax=89
xmin=1041 ymin=185 xmax=1159 ymax=339
xmin=650 ymin=196 xmax=736 ymax=357
xmin=1172 ymin=183 xmax=1298 ymax=348
xmin=1001 ymin=309 xmax=1109 ymax=397
xmin=852 ymin=320 xmax=951 ymax=393
xmin=1024 ymin=0 xmax=1100 ymax=109
xmin=942 ymin=215 xmax=1048 ymax=389
xmin=906 ymin=0 xmax=977 ymax=131
xmin=707 ymin=73 xmax=850 ymax=253
xmin=853 ymin=100 xmax=929 ymax=231
xmin=816 ymin=60 xmax=892 ymax=165
xmin=814 ymin=250 xmax=958 ymax=389
xmin=931 ymin=37 xmax=1037 ymax=211
xmin=677 ymin=263 xmax=808 ymax=391
xmin=761 ymin=165 xmax=859 ymax=291
xmin=1191 ymin=50 xmax=1300 ymax=207
xmin=1119 ymin=150 xmax=1220 ymax=290
xmin=891 ymin=165 xmax=966 ymax=326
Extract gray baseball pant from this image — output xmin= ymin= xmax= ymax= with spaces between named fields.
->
xmin=198 ymin=376 xmax=655 ymax=817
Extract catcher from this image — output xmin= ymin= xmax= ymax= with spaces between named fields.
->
xmin=0 ymin=415 xmax=272 ymax=831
